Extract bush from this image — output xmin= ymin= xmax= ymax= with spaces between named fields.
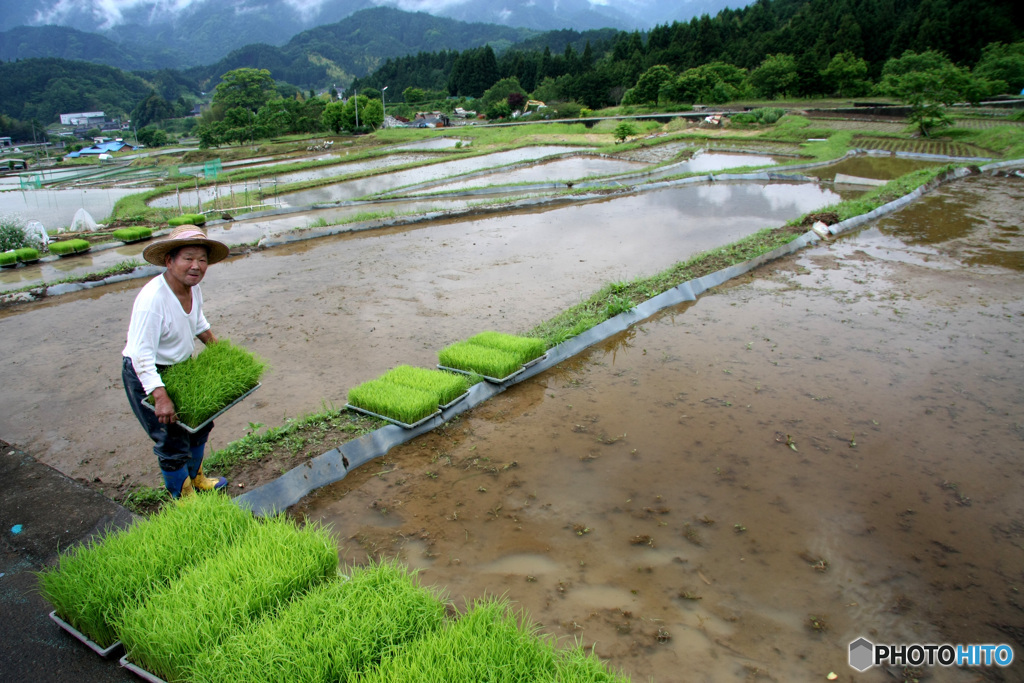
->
xmin=0 ymin=215 xmax=38 ymax=251
xmin=168 ymin=213 xmax=206 ymax=227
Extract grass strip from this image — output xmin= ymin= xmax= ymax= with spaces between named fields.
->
xmin=362 ymin=598 xmax=629 ymax=683
xmin=48 ymin=238 xmax=91 ymax=255
xmin=158 ymin=340 xmax=267 ymax=429
xmin=438 ymin=340 xmax=522 ymax=379
xmin=380 ymin=365 xmax=471 ymax=406
xmin=116 ymin=514 xmax=338 ymax=683
xmin=194 ymin=560 xmax=447 ymax=683
xmin=466 ymin=331 xmax=547 ymax=364
xmin=36 ymin=494 xmax=254 ymax=649
xmin=348 ymin=378 xmax=439 ymax=425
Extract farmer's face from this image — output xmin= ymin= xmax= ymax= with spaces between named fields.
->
xmin=165 ymin=246 xmax=209 ymax=288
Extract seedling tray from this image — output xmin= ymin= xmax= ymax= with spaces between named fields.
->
xmin=49 ymin=611 xmax=123 ymax=658
xmin=142 ymin=383 xmax=261 ymax=434
xmin=522 ymin=353 xmax=548 ymax=369
xmin=119 ymin=655 xmax=165 ymax=683
xmin=345 ymin=404 xmax=441 ymax=429
xmin=437 ymin=364 xmax=525 ymax=384
xmin=440 ymin=391 xmax=470 ymax=410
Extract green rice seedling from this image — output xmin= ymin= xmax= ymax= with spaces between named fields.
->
xmin=381 ymin=365 xmax=470 ymax=406
xmin=467 ymin=331 xmax=547 ymax=364
xmin=555 ymin=646 xmax=632 ymax=682
xmin=362 ymin=598 xmax=559 ymax=682
xmin=168 ymin=213 xmax=206 ymax=226
xmin=37 ymin=494 xmax=254 ymax=649
xmin=194 ymin=560 xmax=447 ymax=683
xmin=14 ymin=247 xmax=39 ymax=262
xmin=439 ymin=340 xmax=522 ymax=380
xmin=116 ymin=515 xmax=338 ymax=683
xmin=348 ymin=378 xmax=439 ymax=425
xmin=112 ymin=226 xmax=153 ymax=243
xmin=158 ymin=339 xmax=267 ymax=429
xmin=48 ymin=238 xmax=91 ymax=256
xmin=0 ymin=251 xmax=16 ymax=266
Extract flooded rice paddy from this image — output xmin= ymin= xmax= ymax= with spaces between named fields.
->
xmin=411 ymin=155 xmax=649 ymax=194
xmin=297 ymin=174 xmax=1024 ymax=682
xmin=0 ymin=186 xmax=141 ymax=227
xmin=0 ymin=179 xmax=840 ymax=487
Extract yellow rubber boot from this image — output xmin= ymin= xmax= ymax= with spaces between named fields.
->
xmin=192 ymin=465 xmax=227 ymax=492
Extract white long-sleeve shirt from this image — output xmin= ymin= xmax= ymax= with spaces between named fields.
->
xmin=122 ymin=274 xmax=210 ymax=395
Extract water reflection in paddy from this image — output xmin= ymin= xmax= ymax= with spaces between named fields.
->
xmin=416 ymin=156 xmax=649 ymax=194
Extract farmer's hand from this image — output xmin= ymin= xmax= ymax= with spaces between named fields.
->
xmin=152 ymin=387 xmax=177 ymax=424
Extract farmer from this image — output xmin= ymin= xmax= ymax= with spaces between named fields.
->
xmin=122 ymin=225 xmax=230 ymax=498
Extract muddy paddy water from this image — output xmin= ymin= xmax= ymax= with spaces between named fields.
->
xmin=296 ymin=175 xmax=1024 ymax=682
xmin=0 ymin=180 xmax=838 ymax=487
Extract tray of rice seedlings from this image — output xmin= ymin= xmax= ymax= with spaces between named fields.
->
xmin=116 ymin=514 xmax=338 ymax=683
xmin=49 ymin=238 xmax=91 ymax=257
xmin=112 ymin=226 xmax=153 ymax=244
xmin=438 ymin=340 xmax=524 ymax=383
xmin=168 ymin=213 xmax=206 ymax=227
xmin=0 ymin=251 xmax=16 ymax=268
xmin=144 ymin=339 xmax=266 ymax=433
xmin=347 ymin=377 xmax=441 ymax=428
xmin=466 ymin=331 xmax=548 ymax=367
xmin=381 ymin=365 xmax=472 ymax=410
xmin=15 ymin=247 xmax=40 ymax=264
xmin=363 ymin=598 xmax=630 ymax=683
xmin=192 ymin=560 xmax=447 ymax=683
xmin=37 ymin=494 xmax=254 ymax=656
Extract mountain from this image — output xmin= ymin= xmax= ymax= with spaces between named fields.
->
xmin=180 ymin=8 xmax=538 ymax=91
xmin=0 ymin=0 xmax=756 ymax=64
xmin=0 ymin=25 xmax=196 ymax=71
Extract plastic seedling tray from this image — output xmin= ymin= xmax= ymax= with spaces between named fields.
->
xmin=521 ymin=353 xmax=548 ymax=370
xmin=437 ymin=364 xmax=525 ymax=384
xmin=119 ymin=655 xmax=166 ymax=683
xmin=345 ymin=404 xmax=441 ymax=429
xmin=49 ymin=611 xmax=123 ymax=658
xmin=440 ymin=391 xmax=470 ymax=410
xmin=142 ymin=383 xmax=261 ymax=434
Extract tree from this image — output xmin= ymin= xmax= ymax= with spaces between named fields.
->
xmin=131 ymin=91 xmax=175 ymax=129
xmin=622 ymin=65 xmax=674 ymax=105
xmin=973 ymin=41 xmax=1024 ymax=93
xmin=136 ymin=126 xmax=170 ymax=147
xmin=614 ymin=122 xmax=637 ymax=142
xmin=213 ymin=68 xmax=276 ymax=113
xmin=879 ymin=51 xmax=970 ymax=135
xmin=821 ymin=52 xmax=870 ymax=97
xmin=749 ymin=54 xmax=798 ymax=99
xmin=479 ymin=77 xmax=527 ymax=111
xmin=320 ymin=95 xmax=382 ymax=133
xmin=666 ymin=62 xmax=746 ymax=104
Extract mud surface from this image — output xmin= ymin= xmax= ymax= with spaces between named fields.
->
xmin=0 ymin=181 xmax=838 ymax=492
xmin=295 ymin=174 xmax=1024 ymax=681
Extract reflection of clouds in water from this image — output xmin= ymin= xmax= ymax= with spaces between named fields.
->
xmin=655 ymin=182 xmax=840 ymax=219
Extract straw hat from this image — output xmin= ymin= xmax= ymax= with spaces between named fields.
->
xmin=142 ymin=225 xmax=229 ymax=266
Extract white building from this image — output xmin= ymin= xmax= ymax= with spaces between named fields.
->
xmin=59 ymin=112 xmax=106 ymax=126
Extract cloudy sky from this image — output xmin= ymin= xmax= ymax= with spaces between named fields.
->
xmin=30 ymin=0 xmax=662 ymax=28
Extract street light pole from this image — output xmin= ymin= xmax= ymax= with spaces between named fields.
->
xmin=382 ymin=86 xmax=388 ymax=129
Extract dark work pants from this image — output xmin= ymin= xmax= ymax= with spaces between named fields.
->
xmin=122 ymin=356 xmax=213 ymax=472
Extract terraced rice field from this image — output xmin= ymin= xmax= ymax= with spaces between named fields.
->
xmin=852 ymin=135 xmax=994 ymax=157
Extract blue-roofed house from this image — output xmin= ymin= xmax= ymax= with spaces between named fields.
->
xmin=64 ymin=140 xmax=137 ymax=159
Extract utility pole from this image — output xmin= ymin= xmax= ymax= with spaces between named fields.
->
xmin=354 ymin=89 xmax=359 ymax=129
xmin=382 ymin=86 xmax=388 ymax=129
